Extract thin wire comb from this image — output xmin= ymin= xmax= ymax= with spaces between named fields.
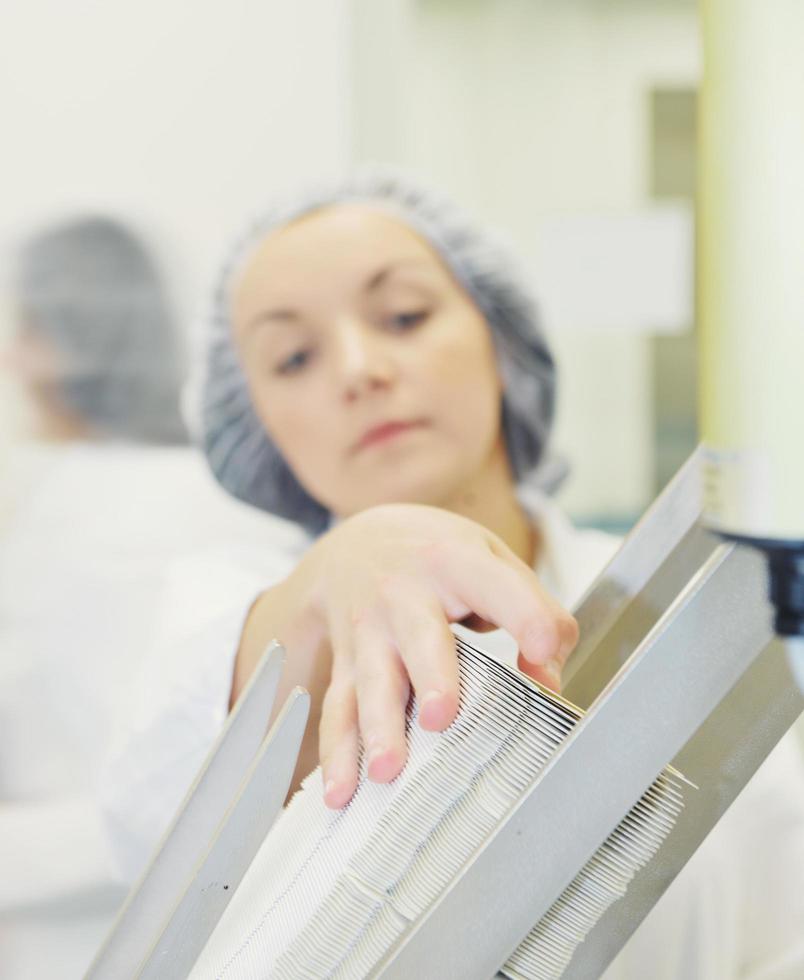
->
xmin=190 ymin=638 xmax=686 ymax=980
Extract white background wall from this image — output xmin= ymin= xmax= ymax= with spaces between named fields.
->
xmin=0 ymin=0 xmax=354 ymax=296
xmin=0 ymin=0 xmax=354 ymax=481
xmin=353 ymin=0 xmax=700 ymax=522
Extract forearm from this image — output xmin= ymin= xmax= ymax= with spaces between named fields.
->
xmin=231 ymin=547 xmax=322 ymax=701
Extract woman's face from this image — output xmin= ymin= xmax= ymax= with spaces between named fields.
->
xmin=230 ymin=204 xmax=505 ymax=518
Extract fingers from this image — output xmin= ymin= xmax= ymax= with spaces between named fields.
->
xmin=322 ymin=587 xmax=459 ymax=806
xmin=319 ymin=670 xmax=359 ymax=809
xmin=488 ymin=537 xmax=580 ymax=666
xmin=353 ymin=611 xmax=410 ymax=783
xmin=383 ymin=583 xmax=460 ymax=732
xmin=431 ymin=541 xmax=579 ymax=678
xmin=318 ymin=524 xmax=580 ymax=812
xmin=321 ymin=607 xmax=411 ymax=807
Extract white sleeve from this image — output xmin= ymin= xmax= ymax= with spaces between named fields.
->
xmin=98 ymin=551 xmax=290 ymax=885
xmin=0 ymin=795 xmax=125 ymax=911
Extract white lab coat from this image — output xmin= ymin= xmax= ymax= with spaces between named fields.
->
xmin=100 ymin=484 xmax=804 ymax=979
xmin=0 ymin=441 xmax=307 ymax=980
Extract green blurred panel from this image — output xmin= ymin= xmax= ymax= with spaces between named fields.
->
xmin=651 ymin=89 xmax=697 ymax=199
xmin=650 ymin=88 xmax=699 ymax=494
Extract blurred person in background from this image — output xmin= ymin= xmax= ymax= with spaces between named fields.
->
xmin=0 ymin=216 xmax=304 ymax=979
xmin=102 ymin=173 xmax=804 ymax=980
xmin=9 ymin=215 xmax=188 ymax=446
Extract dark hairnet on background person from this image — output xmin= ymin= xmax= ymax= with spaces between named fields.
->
xmin=16 ymin=216 xmax=188 ymax=445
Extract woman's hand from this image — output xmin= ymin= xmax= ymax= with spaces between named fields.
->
xmin=291 ymin=503 xmax=578 ymax=809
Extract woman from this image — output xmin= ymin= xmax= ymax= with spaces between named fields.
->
xmin=103 ymin=172 xmax=804 ymax=978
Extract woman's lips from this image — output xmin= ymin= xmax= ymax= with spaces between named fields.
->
xmin=354 ymin=419 xmax=428 ymax=452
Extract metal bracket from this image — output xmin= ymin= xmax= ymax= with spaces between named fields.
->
xmin=86 ymin=643 xmax=309 ymax=979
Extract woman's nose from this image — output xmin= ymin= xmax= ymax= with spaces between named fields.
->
xmin=333 ymin=320 xmax=396 ymax=399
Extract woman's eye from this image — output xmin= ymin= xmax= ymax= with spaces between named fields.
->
xmin=275 ymin=349 xmax=313 ymax=376
xmin=386 ymin=310 xmax=429 ymax=331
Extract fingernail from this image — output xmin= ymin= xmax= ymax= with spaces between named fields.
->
xmin=324 ymin=778 xmax=339 ymax=807
xmin=419 ymin=690 xmax=449 ymax=730
xmin=367 ymin=744 xmax=397 ymax=782
xmin=544 ymin=661 xmax=562 ymax=692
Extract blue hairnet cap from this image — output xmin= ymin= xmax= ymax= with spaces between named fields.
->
xmin=202 ymin=169 xmax=558 ymax=535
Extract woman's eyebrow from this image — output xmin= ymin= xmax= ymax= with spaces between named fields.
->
xmin=244 ymin=260 xmax=437 ymax=331
xmin=245 ymin=308 xmax=299 ymax=333
xmin=364 ymin=259 xmax=436 ymax=293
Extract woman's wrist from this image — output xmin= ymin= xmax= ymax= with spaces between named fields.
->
xmin=230 ymin=550 xmax=327 ymax=705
